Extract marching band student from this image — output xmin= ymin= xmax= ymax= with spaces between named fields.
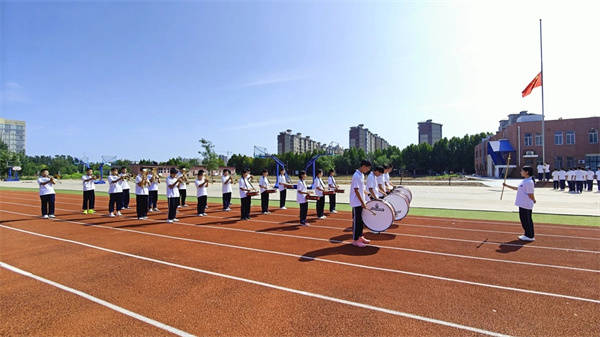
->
xmin=119 ymin=167 xmax=131 ymax=209
xmin=313 ymin=169 xmax=326 ymax=219
xmin=327 ymin=169 xmax=338 ymax=214
xmin=367 ymin=167 xmax=385 ymax=200
xmin=177 ymin=167 xmax=189 ymax=208
xmin=384 ymin=164 xmax=395 ymax=192
xmin=586 ymin=168 xmax=594 ymax=192
xmin=567 ymin=168 xmax=575 ymax=192
xmin=259 ymin=169 xmax=271 ymax=214
xmin=277 ymin=168 xmax=291 ymax=210
xmin=558 ymin=167 xmax=567 ymax=191
xmin=350 ymin=160 xmax=372 ymax=248
xmin=148 ymin=170 xmax=160 ymax=212
xmin=551 ymin=168 xmax=559 ymax=190
xmin=376 ymin=167 xmax=387 ymax=196
xmin=196 ymin=170 xmax=209 ymax=216
xmin=575 ymin=167 xmax=585 ymax=194
xmin=239 ymin=169 xmax=252 ymax=220
xmin=544 ymin=162 xmax=550 ymax=182
xmin=221 ymin=169 xmax=233 ymax=211
xmin=38 ymin=169 xmax=56 ymax=219
xmin=135 ymin=168 xmax=150 ymax=220
xmin=166 ymin=168 xmax=182 ymax=223
xmin=596 ymin=166 xmax=600 ymax=192
xmin=503 ymin=166 xmax=536 ymax=242
xmin=82 ymin=168 xmax=96 ymax=214
xmin=108 ymin=167 xmax=124 ymax=217
xmin=536 ymin=163 xmax=544 ymax=182
xmin=296 ymin=171 xmax=310 ymax=225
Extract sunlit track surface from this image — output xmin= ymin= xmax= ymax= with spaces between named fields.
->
xmin=1 ymin=190 xmax=599 ymax=337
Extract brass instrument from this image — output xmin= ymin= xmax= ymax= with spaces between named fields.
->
xmin=48 ymin=175 xmax=61 ymax=184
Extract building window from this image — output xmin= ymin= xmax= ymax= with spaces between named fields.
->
xmin=566 ymin=157 xmax=575 ymax=168
xmin=554 ymin=132 xmax=563 ymax=145
xmin=586 ymin=155 xmax=600 ymax=170
xmin=566 ymin=131 xmax=576 ymax=145
xmin=554 ymin=156 xmax=563 ymax=170
xmin=535 ymin=133 xmax=542 ymax=146
xmin=589 ymin=129 xmax=598 ymax=144
xmin=524 ymin=133 xmax=532 ymax=146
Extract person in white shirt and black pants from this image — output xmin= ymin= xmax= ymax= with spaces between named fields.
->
xmin=166 ymin=168 xmax=183 ymax=223
xmin=148 ymin=171 xmax=160 ymax=212
xmin=221 ymin=169 xmax=233 ymax=211
xmin=119 ymin=167 xmax=131 ymax=209
xmin=558 ymin=168 xmax=567 ymax=191
xmin=313 ymin=169 xmax=327 ymax=219
xmin=327 ymin=169 xmax=338 ymax=213
xmin=277 ymin=168 xmax=291 ymax=209
xmin=38 ymin=169 xmax=57 ymax=219
xmin=239 ymin=169 xmax=252 ymax=220
xmin=596 ymin=167 xmax=600 ymax=192
xmin=82 ymin=168 xmax=96 ymax=214
xmin=108 ymin=167 xmax=124 ymax=217
xmin=196 ymin=170 xmax=209 ymax=216
xmin=350 ymin=160 xmax=372 ymax=248
xmin=296 ymin=171 xmax=310 ymax=225
xmin=586 ymin=168 xmax=594 ymax=192
xmin=551 ymin=169 xmax=559 ymax=190
xmin=575 ymin=167 xmax=585 ymax=194
xmin=259 ymin=169 xmax=271 ymax=214
xmin=503 ymin=166 xmax=536 ymax=241
xmin=177 ymin=168 xmax=189 ymax=207
xmin=135 ymin=169 xmax=150 ymax=220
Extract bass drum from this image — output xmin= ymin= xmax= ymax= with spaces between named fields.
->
xmin=392 ymin=186 xmax=412 ymax=203
xmin=361 ymin=199 xmax=395 ymax=233
xmin=384 ymin=193 xmax=410 ymax=221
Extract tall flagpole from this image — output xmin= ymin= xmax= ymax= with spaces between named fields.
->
xmin=539 ymin=19 xmax=546 ymax=164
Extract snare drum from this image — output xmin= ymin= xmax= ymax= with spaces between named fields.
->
xmin=266 ymin=189 xmax=277 ymax=194
xmin=334 ymin=188 xmax=345 ymax=193
xmin=384 ymin=193 xmax=410 ymax=221
xmin=323 ymin=190 xmax=335 ymax=195
xmin=306 ymin=195 xmax=320 ymax=201
xmin=361 ymin=199 xmax=395 ymax=233
xmin=392 ymin=186 xmax=412 ymax=203
xmin=246 ymin=191 xmax=259 ymax=197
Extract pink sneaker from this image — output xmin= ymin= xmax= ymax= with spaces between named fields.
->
xmin=352 ymin=240 xmax=366 ymax=248
xmin=359 ymin=236 xmax=371 ymax=244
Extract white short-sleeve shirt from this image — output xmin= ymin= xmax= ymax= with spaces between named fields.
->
xmin=135 ymin=175 xmax=149 ymax=195
xmin=596 ymin=170 xmax=600 ymax=179
xmin=296 ymin=179 xmax=307 ymax=203
xmin=551 ymin=171 xmax=559 ymax=180
xmin=314 ymin=177 xmax=325 ymax=197
xmin=196 ymin=178 xmax=207 ymax=197
xmin=108 ymin=175 xmax=123 ymax=194
xmin=558 ymin=170 xmax=567 ymax=180
xmin=350 ymin=170 xmax=366 ymax=208
xmin=278 ymin=174 xmax=287 ymax=191
xmin=119 ymin=173 xmax=131 ymax=190
xmin=82 ymin=175 xmax=95 ymax=191
xmin=575 ymin=170 xmax=586 ymax=181
xmin=177 ymin=173 xmax=187 ymax=190
xmin=537 ymin=165 xmax=544 ymax=174
xmin=586 ymin=170 xmax=594 ymax=180
xmin=222 ymin=175 xmax=233 ymax=193
xmin=259 ymin=176 xmax=270 ymax=193
xmin=239 ymin=177 xmax=248 ymax=198
xmin=544 ymin=164 xmax=550 ymax=173
xmin=166 ymin=176 xmax=180 ymax=198
xmin=149 ymin=174 xmax=159 ymax=191
xmin=328 ymin=176 xmax=337 ymax=189
xmin=366 ymin=172 xmax=381 ymax=198
xmin=38 ymin=177 xmax=56 ymax=196
xmin=515 ymin=177 xmax=535 ymax=210
xmin=376 ymin=175 xmax=385 ymax=194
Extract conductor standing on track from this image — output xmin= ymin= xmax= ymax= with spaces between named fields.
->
xmin=350 ymin=160 xmax=372 ymax=248
xmin=503 ymin=166 xmax=536 ymax=242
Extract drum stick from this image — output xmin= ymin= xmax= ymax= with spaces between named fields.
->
xmin=500 ymin=154 xmax=511 ymax=201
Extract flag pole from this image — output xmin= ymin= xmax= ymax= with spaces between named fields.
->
xmin=539 ymin=19 xmax=545 ymax=165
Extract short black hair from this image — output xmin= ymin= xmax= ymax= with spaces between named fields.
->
xmin=198 ymin=169 xmax=204 ymax=176
xmin=385 ymin=164 xmax=393 ymax=169
xmin=316 ymin=169 xmax=323 ymax=175
xmin=298 ymin=170 xmax=306 ymax=178
xmin=40 ymin=168 xmax=48 ymax=173
xmin=521 ymin=166 xmax=534 ymax=177
xmin=120 ymin=167 xmax=127 ymax=171
xmin=329 ymin=169 xmax=335 ymax=174
xmin=86 ymin=167 xmax=93 ymax=171
xmin=375 ymin=166 xmax=384 ymax=173
xmin=111 ymin=167 xmax=118 ymax=172
xmin=262 ymin=169 xmax=268 ymax=174
xmin=223 ymin=169 xmax=230 ymax=174
xmin=170 ymin=168 xmax=178 ymax=174
xmin=360 ymin=160 xmax=372 ymax=167
xmin=242 ymin=168 xmax=250 ymax=174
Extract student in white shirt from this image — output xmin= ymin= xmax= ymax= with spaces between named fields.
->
xmin=166 ymin=168 xmax=184 ymax=223
xmin=119 ymin=167 xmax=131 ymax=209
xmin=81 ymin=167 xmax=96 ymax=214
xmin=107 ymin=167 xmax=124 ymax=217
xmin=543 ymin=162 xmax=550 ymax=182
xmin=239 ymin=169 xmax=253 ymax=220
xmin=221 ymin=169 xmax=233 ymax=211
xmin=551 ymin=169 xmax=559 ymax=190
xmin=536 ymin=164 xmax=544 ymax=182
xmin=586 ymin=168 xmax=594 ymax=192
xmin=367 ymin=167 xmax=386 ymax=200
xmin=350 ymin=160 xmax=372 ymax=248
xmin=195 ymin=170 xmax=209 ymax=216
xmin=148 ymin=170 xmax=160 ymax=212
xmin=503 ymin=166 xmax=536 ymax=241
xmin=566 ymin=169 xmax=575 ymax=192
xmin=296 ymin=171 xmax=310 ymax=225
xmin=575 ymin=167 xmax=585 ymax=194
xmin=558 ymin=168 xmax=567 ymax=191
xmin=384 ymin=165 xmax=395 ymax=192
xmin=327 ymin=169 xmax=338 ymax=213
xmin=596 ymin=167 xmax=600 ymax=192
xmin=135 ymin=169 xmax=150 ymax=220
xmin=277 ymin=168 xmax=292 ymax=209
xmin=259 ymin=169 xmax=271 ymax=214
xmin=38 ymin=169 xmax=57 ymax=218
xmin=313 ymin=169 xmax=327 ymax=219
xmin=177 ymin=167 xmax=189 ymax=208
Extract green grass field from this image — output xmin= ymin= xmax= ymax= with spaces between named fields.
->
xmin=2 ymin=186 xmax=597 ymax=227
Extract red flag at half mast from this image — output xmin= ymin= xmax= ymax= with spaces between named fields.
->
xmin=522 ymin=72 xmax=542 ymax=97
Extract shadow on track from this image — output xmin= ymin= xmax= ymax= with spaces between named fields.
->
xmin=256 ymin=224 xmax=302 ymax=232
xmin=495 ymin=239 xmax=532 ymax=253
xmin=329 ymin=232 xmax=395 ymax=243
xmin=299 ymin=244 xmax=380 ymax=261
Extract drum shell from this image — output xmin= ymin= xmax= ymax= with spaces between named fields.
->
xmin=384 ymin=193 xmax=410 ymax=221
xmin=392 ymin=186 xmax=412 ymax=203
xmin=361 ymin=199 xmax=395 ymax=233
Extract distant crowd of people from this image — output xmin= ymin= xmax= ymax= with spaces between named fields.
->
xmin=536 ymin=163 xmax=600 ymax=194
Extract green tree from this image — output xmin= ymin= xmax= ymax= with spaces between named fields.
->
xmin=199 ymin=138 xmax=221 ymax=171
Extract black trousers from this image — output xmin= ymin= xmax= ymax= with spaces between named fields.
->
xmin=222 ymin=192 xmax=232 ymax=210
xmin=587 ymin=180 xmax=593 ymax=191
xmin=40 ymin=194 xmax=55 ymax=216
xmin=136 ymin=195 xmax=149 ymax=218
xmin=545 ymin=172 xmax=550 ymax=181
xmin=352 ymin=206 xmax=364 ymax=241
xmin=553 ymin=180 xmax=559 ymax=189
xmin=109 ymin=192 xmax=123 ymax=213
xmin=568 ymin=181 xmax=574 ymax=191
xmin=179 ymin=189 xmax=187 ymax=206
xmin=597 ymin=179 xmax=600 ymax=191
xmin=559 ymin=180 xmax=566 ymax=190
xmin=537 ymin=173 xmax=543 ymax=181
xmin=149 ymin=190 xmax=158 ymax=209
xmin=197 ymin=195 xmax=207 ymax=214
xmin=316 ymin=196 xmax=325 ymax=217
xmin=279 ymin=189 xmax=287 ymax=208
xmin=82 ymin=190 xmax=95 ymax=210
xmin=518 ymin=207 xmax=534 ymax=238
xmin=122 ymin=189 xmax=130 ymax=208
xmin=261 ymin=191 xmax=269 ymax=212
xmin=240 ymin=196 xmax=251 ymax=219
xmin=168 ymin=197 xmax=178 ymax=220
xmin=329 ymin=193 xmax=336 ymax=212
xmin=576 ymin=181 xmax=584 ymax=193
xmin=299 ymin=202 xmax=308 ymax=224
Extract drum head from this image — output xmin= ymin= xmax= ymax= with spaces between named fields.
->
xmin=384 ymin=193 xmax=410 ymax=221
xmin=361 ymin=200 xmax=395 ymax=232
xmin=392 ymin=186 xmax=412 ymax=203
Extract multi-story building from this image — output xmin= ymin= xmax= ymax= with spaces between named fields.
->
xmin=0 ymin=118 xmax=26 ymax=153
xmin=349 ymin=124 xmax=390 ymax=153
xmin=277 ymin=129 xmax=325 ymax=154
xmin=418 ymin=119 xmax=443 ymax=145
xmin=474 ymin=113 xmax=600 ymax=177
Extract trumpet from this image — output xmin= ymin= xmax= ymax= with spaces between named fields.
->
xmin=48 ymin=175 xmax=62 ymax=184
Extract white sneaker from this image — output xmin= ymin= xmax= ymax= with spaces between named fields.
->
xmin=49 ymin=215 xmax=56 ymax=218
xmin=202 ymin=213 xmax=207 ymax=216
xmin=42 ymin=215 xmax=49 ymax=219
xmin=301 ymin=222 xmax=309 ymax=226
xmin=331 ymin=210 xmax=338 ymax=214
xmin=138 ymin=217 xmax=143 ymax=220
xmin=142 ymin=217 xmax=148 ymax=220
xmin=109 ymin=213 xmax=115 ymax=217
xmin=154 ymin=208 xmax=160 ymax=212
xmin=197 ymin=214 xmax=204 ymax=217
xmin=167 ymin=219 xmax=174 ymax=223
xmin=318 ymin=216 xmax=326 ymax=220
xmin=173 ymin=218 xmax=180 ymax=222
xmin=224 ymin=208 xmax=231 ymax=212
xmin=117 ymin=211 xmax=122 ymax=216
xmin=177 ymin=205 xmax=182 ymax=208
xmin=281 ymin=207 xmax=287 ymax=210
xmin=518 ymin=235 xmax=535 ymax=242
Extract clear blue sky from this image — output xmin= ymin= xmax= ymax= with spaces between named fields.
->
xmin=2 ymin=1 xmax=599 ymax=162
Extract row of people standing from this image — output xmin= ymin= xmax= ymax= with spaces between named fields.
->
xmin=550 ymin=167 xmax=600 ymax=193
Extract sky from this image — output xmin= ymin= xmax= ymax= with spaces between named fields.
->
xmin=1 ymin=0 xmax=599 ymax=162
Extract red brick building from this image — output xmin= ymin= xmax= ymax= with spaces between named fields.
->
xmin=475 ymin=113 xmax=599 ymax=177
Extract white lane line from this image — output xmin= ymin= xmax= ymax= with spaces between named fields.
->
xmin=0 ymin=261 xmax=195 ymax=337
xmin=2 ymin=208 xmax=597 ymax=274
xmin=2 ymin=213 xmax=600 ymax=303
xmin=0 ymin=225 xmax=514 ymax=337
xmin=2 ymin=199 xmax=597 ymax=254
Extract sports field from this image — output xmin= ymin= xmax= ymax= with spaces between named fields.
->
xmin=1 ymin=189 xmax=599 ymax=337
